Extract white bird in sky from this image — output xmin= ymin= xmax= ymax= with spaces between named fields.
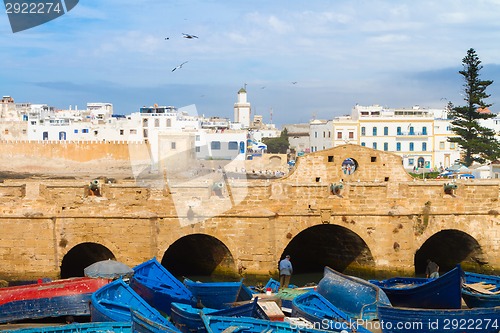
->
xmin=182 ymin=33 xmax=198 ymax=39
xmin=172 ymin=61 xmax=188 ymax=72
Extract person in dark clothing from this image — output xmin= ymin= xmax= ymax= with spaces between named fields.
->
xmin=426 ymin=259 xmax=439 ymax=278
xmin=279 ymin=255 xmax=293 ymax=289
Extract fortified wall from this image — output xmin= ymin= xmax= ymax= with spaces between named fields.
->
xmin=0 ymin=144 xmax=499 ymax=281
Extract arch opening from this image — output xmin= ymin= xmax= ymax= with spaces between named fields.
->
xmin=415 ymin=229 xmax=486 ymax=275
xmin=282 ymin=225 xmax=374 ymax=276
xmin=60 ymin=242 xmax=115 ymax=278
xmin=161 ymin=234 xmax=236 ymax=278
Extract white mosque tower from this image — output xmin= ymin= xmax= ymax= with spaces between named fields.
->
xmin=233 ymin=87 xmax=251 ymax=128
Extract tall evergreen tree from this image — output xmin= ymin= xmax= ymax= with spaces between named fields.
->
xmin=448 ymin=48 xmax=500 ymax=166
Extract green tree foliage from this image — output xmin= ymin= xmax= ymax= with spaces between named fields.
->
xmin=448 ymin=48 xmax=500 ymax=166
xmin=262 ymin=128 xmax=290 ymax=154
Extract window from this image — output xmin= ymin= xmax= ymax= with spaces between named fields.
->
xmin=82 ymin=129 xmax=89 ymax=133
xmin=74 ymin=129 xmax=78 ymax=134
xmin=166 ymin=119 xmax=172 ymax=127
xmin=315 ymin=132 xmax=318 ymax=138
xmin=409 ymin=158 xmax=414 ymax=166
xmin=361 ymin=142 xmax=366 ymax=147
xmin=349 ymin=131 xmax=354 ymax=139
xmin=422 ymin=142 xmax=427 ymax=151
xmin=397 ymin=127 xmax=402 ymax=135
xmin=361 ymin=127 xmax=366 ymax=136
xmin=228 ymin=141 xmax=238 ymax=150
xmin=384 ymin=142 xmax=388 ymax=151
xmin=450 ymin=142 xmax=456 ymax=149
xmin=130 ymin=129 xmax=137 ymax=135
xmin=409 ymin=142 xmax=414 ymax=151
xmin=373 ymin=142 xmax=377 ymax=149
xmin=120 ymin=129 xmax=124 ymax=135
xmin=422 ymin=126 xmax=427 ymax=135
xmin=195 ymin=135 xmax=200 ymax=141
xmin=328 ymin=131 xmax=331 ymax=138
xmin=143 ymin=119 xmax=148 ymax=127
xmin=211 ymin=141 xmax=221 ymax=150
xmin=43 ymin=131 xmax=48 ymax=140
xmin=373 ymin=127 xmax=377 ymax=136
xmin=439 ymin=141 xmax=445 ymax=149
xmin=171 ymin=142 xmax=176 ymax=149
xmin=409 ymin=126 xmax=414 ymax=135
xmin=337 ymin=132 xmax=342 ymax=139
xmin=323 ymin=132 xmax=325 ymax=138
xmin=154 ymin=119 xmax=160 ymax=127
xmin=396 ymin=142 xmax=401 ymax=151
xmin=195 ymin=146 xmax=200 ymax=153
xmin=384 ymin=127 xmax=388 ymax=136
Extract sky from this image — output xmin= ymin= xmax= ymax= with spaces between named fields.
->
xmin=1 ymin=0 xmax=500 ymax=127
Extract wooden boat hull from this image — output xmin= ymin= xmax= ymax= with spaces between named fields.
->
xmin=0 ymin=322 xmax=132 ymax=333
xmin=0 ymin=277 xmax=109 ymax=323
xmin=201 ymin=314 xmax=331 ymax=333
xmin=369 ymin=265 xmax=463 ymax=309
xmin=183 ymin=278 xmax=244 ymax=309
xmin=131 ymin=309 xmax=180 ymax=333
xmin=90 ymin=278 xmax=179 ymax=333
xmin=291 ymin=291 xmax=371 ymax=333
xmin=377 ymin=305 xmax=500 ymax=333
xmin=316 ymin=266 xmax=390 ymax=320
xmin=170 ymin=298 xmax=268 ymax=333
xmin=462 ymin=271 xmax=500 ymax=308
xmin=130 ymin=258 xmax=196 ymax=316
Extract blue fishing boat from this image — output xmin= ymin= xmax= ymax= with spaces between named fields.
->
xmin=90 ymin=278 xmax=179 ymax=333
xmin=377 ymin=304 xmax=500 ymax=333
xmin=263 ymin=278 xmax=297 ymax=293
xmin=170 ymin=298 xmax=268 ymax=333
xmin=183 ymin=278 xmax=244 ymax=309
xmin=316 ymin=266 xmax=390 ymax=320
xmin=2 ymin=322 xmax=132 ymax=333
xmin=291 ymin=291 xmax=371 ymax=333
xmin=201 ymin=314 xmax=332 ymax=333
xmin=0 ymin=277 xmax=109 ymax=324
xmin=462 ymin=271 xmax=500 ymax=308
xmin=130 ymin=258 xmax=196 ymax=315
xmin=131 ymin=309 xmax=181 ymax=333
xmin=0 ymin=322 xmax=132 ymax=333
xmin=369 ymin=265 xmax=463 ymax=309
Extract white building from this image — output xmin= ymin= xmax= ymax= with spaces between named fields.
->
xmin=233 ymin=88 xmax=251 ymax=128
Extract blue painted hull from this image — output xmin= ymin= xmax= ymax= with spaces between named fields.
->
xmin=130 ymin=258 xmax=196 ymax=316
xmin=201 ymin=314 xmax=331 ymax=333
xmin=291 ymin=291 xmax=371 ymax=333
xmin=131 ymin=309 xmax=180 ymax=333
xmin=171 ymin=299 xmax=268 ymax=333
xmin=316 ymin=266 xmax=390 ymax=321
xmin=0 ymin=294 xmax=93 ymax=324
xmin=0 ymin=322 xmax=132 ymax=333
xmin=377 ymin=305 xmax=500 ymax=333
xmin=462 ymin=271 xmax=500 ymax=308
xmin=90 ymin=279 xmax=179 ymax=333
xmin=183 ymin=278 xmax=244 ymax=309
xmin=369 ymin=265 xmax=463 ymax=309
xmin=0 ymin=277 xmax=109 ymax=324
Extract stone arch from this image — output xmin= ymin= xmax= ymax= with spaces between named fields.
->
xmin=414 ymin=229 xmax=486 ymax=275
xmin=280 ymin=224 xmax=375 ymax=275
xmin=160 ymin=234 xmax=237 ymax=278
xmin=60 ymin=242 xmax=115 ymax=278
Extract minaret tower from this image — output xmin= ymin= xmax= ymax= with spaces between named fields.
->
xmin=233 ymin=87 xmax=251 ymax=128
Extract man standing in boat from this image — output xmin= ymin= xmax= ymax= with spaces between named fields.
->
xmin=279 ymin=255 xmax=293 ymax=289
xmin=425 ymin=259 xmax=439 ymax=278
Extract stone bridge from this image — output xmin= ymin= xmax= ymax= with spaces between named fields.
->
xmin=0 ymin=145 xmax=499 ymax=281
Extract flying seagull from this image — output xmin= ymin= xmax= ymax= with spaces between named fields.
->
xmin=172 ymin=61 xmax=188 ymax=72
xmin=182 ymin=33 xmax=198 ymax=39
xmin=292 ymin=81 xmax=298 ymax=85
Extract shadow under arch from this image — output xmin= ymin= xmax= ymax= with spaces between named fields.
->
xmin=161 ymin=234 xmax=236 ymax=278
xmin=281 ymin=224 xmax=374 ymax=276
xmin=60 ymin=242 xmax=115 ymax=279
xmin=415 ymin=229 xmax=486 ymax=275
